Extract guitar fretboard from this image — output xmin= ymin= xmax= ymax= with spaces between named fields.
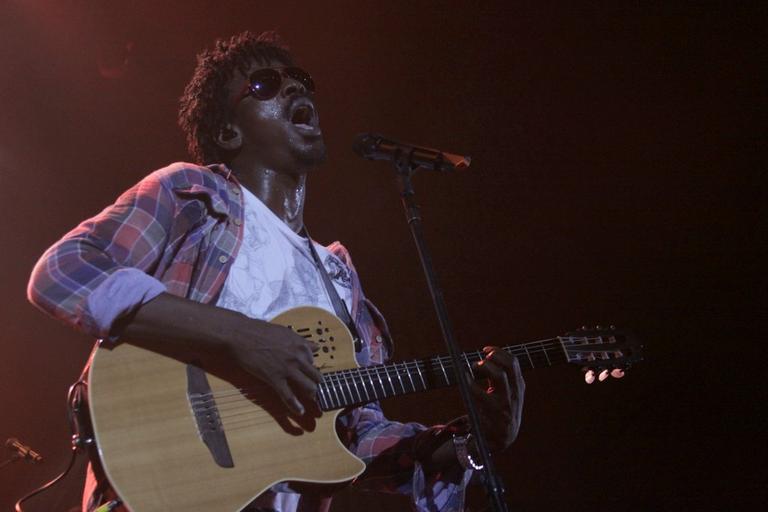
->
xmin=315 ymin=338 xmax=569 ymax=411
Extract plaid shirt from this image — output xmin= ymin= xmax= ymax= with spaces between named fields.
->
xmin=28 ymin=162 xmax=471 ymax=511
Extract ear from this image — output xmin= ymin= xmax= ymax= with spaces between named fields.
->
xmin=215 ymin=124 xmax=243 ymax=151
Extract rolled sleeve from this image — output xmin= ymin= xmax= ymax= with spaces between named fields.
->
xmin=83 ymin=268 xmax=167 ymax=339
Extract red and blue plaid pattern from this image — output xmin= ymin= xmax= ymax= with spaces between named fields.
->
xmin=27 ymin=162 xmax=471 ymax=511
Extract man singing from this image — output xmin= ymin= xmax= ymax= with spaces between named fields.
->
xmin=27 ymin=31 xmax=524 ymax=512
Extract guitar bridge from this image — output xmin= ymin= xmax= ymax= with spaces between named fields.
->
xmin=186 ymin=364 xmax=234 ymax=468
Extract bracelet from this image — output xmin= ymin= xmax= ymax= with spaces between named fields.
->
xmin=452 ymin=433 xmax=485 ymax=471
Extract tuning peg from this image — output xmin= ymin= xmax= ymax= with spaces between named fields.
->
xmin=584 ymin=369 xmax=596 ymax=384
xmin=596 ymin=325 xmax=604 ymax=331
xmin=611 ymin=368 xmax=625 ymax=379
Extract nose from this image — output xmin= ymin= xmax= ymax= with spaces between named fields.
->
xmin=281 ymin=77 xmax=307 ymax=98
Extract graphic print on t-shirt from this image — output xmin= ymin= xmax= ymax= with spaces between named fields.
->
xmin=216 ymin=186 xmax=353 ymax=321
xmin=324 ymin=254 xmax=352 ymax=289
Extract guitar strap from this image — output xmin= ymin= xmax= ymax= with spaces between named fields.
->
xmin=302 ymin=227 xmax=363 ymax=353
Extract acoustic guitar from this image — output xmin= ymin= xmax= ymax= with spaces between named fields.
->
xmin=87 ymin=306 xmax=642 ymax=511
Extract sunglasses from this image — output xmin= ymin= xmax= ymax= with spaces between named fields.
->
xmin=234 ymin=67 xmax=315 ymax=106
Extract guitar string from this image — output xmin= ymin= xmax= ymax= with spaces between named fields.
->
xmin=189 ymin=348 xmax=607 ymax=418
xmin=196 ymin=338 xmax=620 ymax=414
xmin=208 ymin=343 xmax=596 ymax=432
xmin=188 ymin=338 xmax=570 ymax=407
xmin=187 ymin=339 xmax=622 ymax=430
xmin=188 ymin=340 xmax=587 ymax=422
xmin=186 ymin=336 xmax=621 ymax=403
xmin=198 ymin=336 xmax=567 ymax=405
xmin=187 ymin=336 xmax=612 ymax=410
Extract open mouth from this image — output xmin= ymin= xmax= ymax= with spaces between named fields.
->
xmin=290 ymin=105 xmax=314 ymax=127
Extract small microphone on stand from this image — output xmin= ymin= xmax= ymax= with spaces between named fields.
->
xmin=352 ymin=133 xmax=471 ymax=172
xmin=5 ymin=437 xmax=43 ymax=463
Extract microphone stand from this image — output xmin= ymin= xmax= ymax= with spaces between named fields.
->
xmin=391 ymin=155 xmax=509 ymax=512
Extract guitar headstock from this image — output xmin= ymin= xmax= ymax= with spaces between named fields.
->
xmin=560 ymin=326 xmax=644 ymax=383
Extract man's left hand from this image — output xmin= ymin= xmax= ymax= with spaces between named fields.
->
xmin=470 ymin=346 xmax=525 ymax=452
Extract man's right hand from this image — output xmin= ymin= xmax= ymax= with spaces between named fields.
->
xmin=227 ymin=318 xmax=323 ymax=416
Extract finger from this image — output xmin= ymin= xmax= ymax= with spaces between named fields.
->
xmin=584 ymin=369 xmax=596 ymax=384
xmin=273 ymin=379 xmax=304 ymax=416
xmin=299 ymin=358 xmax=324 ymax=383
xmin=285 ymin=326 xmax=319 ymax=354
xmin=611 ymin=368 xmax=625 ymax=379
xmin=474 ymin=357 xmax=508 ymax=388
xmin=482 ymin=351 xmax=525 ymax=396
xmin=472 ymin=357 xmax=499 ymax=379
xmin=290 ymin=368 xmax=320 ymax=399
xmin=483 ymin=347 xmax=518 ymax=370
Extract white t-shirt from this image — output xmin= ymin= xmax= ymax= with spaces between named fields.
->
xmin=216 ymin=185 xmax=353 ymax=322
xmin=214 ymin=185 xmax=354 ymax=511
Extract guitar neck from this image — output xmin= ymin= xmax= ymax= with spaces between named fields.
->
xmin=316 ymin=337 xmax=569 ymax=412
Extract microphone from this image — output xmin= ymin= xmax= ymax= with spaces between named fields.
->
xmin=5 ymin=437 xmax=43 ymax=463
xmin=352 ymin=133 xmax=471 ymax=172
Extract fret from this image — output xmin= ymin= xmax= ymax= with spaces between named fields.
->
xmin=436 ymin=357 xmax=450 ymax=386
xmin=318 ymin=383 xmax=330 ymax=410
xmin=352 ymin=369 xmax=364 ymax=403
xmin=375 ymin=366 xmax=387 ymax=398
xmin=365 ymin=366 xmax=381 ymax=400
xmin=463 ymin=352 xmax=475 ymax=379
xmin=344 ymin=370 xmax=356 ymax=402
xmin=403 ymin=362 xmax=416 ymax=392
xmin=393 ymin=363 xmax=405 ymax=394
xmin=522 ymin=344 xmax=534 ymax=369
xmin=415 ymin=361 xmax=427 ymax=390
xmin=340 ymin=372 xmax=354 ymax=405
xmin=359 ymin=367 xmax=371 ymax=400
xmin=540 ymin=341 xmax=552 ymax=366
xmin=384 ymin=366 xmax=395 ymax=396
xmin=327 ymin=373 xmax=342 ymax=407
xmin=363 ymin=368 xmax=378 ymax=401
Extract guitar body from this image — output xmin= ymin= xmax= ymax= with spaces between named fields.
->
xmin=88 ymin=306 xmax=366 ymax=512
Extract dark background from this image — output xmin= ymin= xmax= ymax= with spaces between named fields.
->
xmin=0 ymin=1 xmax=764 ymax=510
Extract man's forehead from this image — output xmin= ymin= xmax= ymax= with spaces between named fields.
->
xmin=243 ymin=55 xmax=294 ymax=75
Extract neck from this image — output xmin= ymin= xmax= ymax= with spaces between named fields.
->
xmin=314 ymin=337 xmax=569 ymax=412
xmin=231 ymin=164 xmax=307 ymax=233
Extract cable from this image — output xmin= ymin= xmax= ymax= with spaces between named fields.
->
xmin=14 ymin=372 xmax=89 ymax=512
xmin=14 ymin=444 xmax=78 ymax=512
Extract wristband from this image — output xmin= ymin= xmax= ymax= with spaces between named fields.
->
xmin=452 ymin=433 xmax=485 ymax=471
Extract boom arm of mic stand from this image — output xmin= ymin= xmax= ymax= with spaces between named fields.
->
xmin=391 ymin=157 xmax=509 ymax=512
